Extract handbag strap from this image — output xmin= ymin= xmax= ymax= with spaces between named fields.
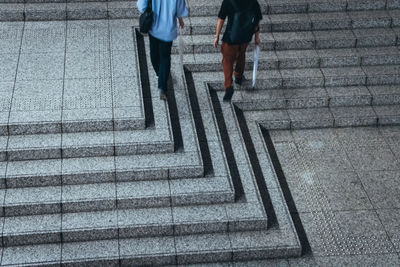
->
xmin=147 ymin=0 xmax=152 ymax=10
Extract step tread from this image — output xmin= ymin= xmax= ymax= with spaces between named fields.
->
xmin=0 ymin=175 xmax=234 ymax=216
xmin=0 ymin=199 xmax=269 ymax=246
xmin=200 ymin=63 xmax=400 ymax=92
xmin=187 ymin=0 xmax=390 ymax=15
xmin=190 ymin=10 xmax=396 ymax=30
xmin=192 ymin=26 xmax=399 ymax=41
xmin=2 ymin=126 xmax=174 ymax=161
xmin=2 ymin=3 xmax=399 ymax=23
xmin=0 ymin=229 xmax=300 ymax=265
xmin=246 ymin=100 xmax=400 ymax=129
xmin=192 ymin=46 xmax=400 ymax=63
xmin=4 ymin=149 xmax=203 ymax=180
xmin=251 ymin=85 xmax=379 ymax=106
xmin=185 ymin=28 xmax=400 ymax=54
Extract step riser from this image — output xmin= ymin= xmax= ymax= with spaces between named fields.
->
xmin=188 ymin=1 xmax=400 ymax=16
xmin=4 ymin=166 xmax=205 ymax=189
xmin=2 ymin=142 xmax=174 ymax=162
xmin=1 ymin=218 xmax=267 ymax=247
xmin=1 ymin=1 xmax=398 ymax=21
xmin=173 ymin=38 xmax=400 ymax=54
xmin=2 ymin=192 xmax=234 ymax=217
xmin=0 ymin=8 xmax=398 ymax=31
xmin=1 ymin=118 xmax=146 ymax=137
xmin=237 ymin=93 xmax=400 ymax=111
xmin=208 ymin=74 xmax=400 ymax=91
xmin=0 ymin=4 xmax=139 ymax=22
xmin=189 ymin=19 xmax=394 ymax=36
xmin=0 ymin=243 xmax=301 ymax=266
xmin=121 ymin=246 xmax=300 ymax=266
xmin=185 ymin=54 xmax=400 ymax=72
xmin=236 ymin=96 xmax=375 ymax=111
xmin=259 ymin=113 xmax=400 ymax=130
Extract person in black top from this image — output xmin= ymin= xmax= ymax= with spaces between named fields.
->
xmin=214 ymin=0 xmax=262 ymax=101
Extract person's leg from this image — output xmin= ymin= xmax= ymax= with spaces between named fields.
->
xmin=221 ymin=42 xmax=238 ymax=101
xmin=149 ymin=34 xmax=160 ymax=76
xmin=157 ymin=39 xmax=173 ymax=99
xmin=234 ymin=43 xmax=249 ymax=85
xmin=221 ymin=42 xmax=237 ymax=89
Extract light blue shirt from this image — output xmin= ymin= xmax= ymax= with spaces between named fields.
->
xmin=137 ymin=0 xmax=188 ymax=42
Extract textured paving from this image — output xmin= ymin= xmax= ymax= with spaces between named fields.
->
xmin=0 ymin=0 xmax=399 ymax=266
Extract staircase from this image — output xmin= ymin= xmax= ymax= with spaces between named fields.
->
xmin=0 ymin=0 xmax=399 ymax=265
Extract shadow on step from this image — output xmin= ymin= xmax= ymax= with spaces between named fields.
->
xmin=261 ymin=127 xmax=311 ymax=255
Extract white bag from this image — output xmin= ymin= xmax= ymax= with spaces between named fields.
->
xmin=252 ymin=45 xmax=260 ymax=88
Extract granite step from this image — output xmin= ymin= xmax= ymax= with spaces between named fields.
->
xmin=1 ymin=107 xmax=146 ymax=136
xmin=0 ymin=140 xmax=300 ymax=263
xmin=0 ymin=114 xmax=241 ymax=188
xmin=184 ymin=46 xmax=400 ymax=72
xmin=1 ymin=0 xmax=398 ymax=17
xmin=1 ymin=3 xmax=399 ymax=25
xmin=0 ymin=229 xmax=301 ymax=265
xmin=0 ymin=2 xmax=139 ymax=21
xmin=0 ymin=199 xmax=269 ymax=247
xmin=242 ymin=102 xmax=400 ymax=130
xmin=1 ymin=148 xmax=205 ymax=188
xmin=234 ymin=85 xmax=400 ymax=111
xmin=188 ymin=10 xmax=397 ymax=35
xmin=0 ymin=173 xmax=234 ymax=216
xmin=178 ymin=28 xmax=400 ymax=54
xmin=198 ymin=64 xmax=400 ymax=91
xmin=187 ymin=0 xmax=399 ymax=16
xmin=0 ymin=126 xmax=174 ymax=162
xmin=1 ymin=94 xmax=170 ymax=160
xmin=234 ymin=86 xmax=371 ymax=111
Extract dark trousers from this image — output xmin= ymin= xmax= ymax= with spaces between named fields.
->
xmin=221 ymin=42 xmax=249 ymax=89
xmin=149 ymin=34 xmax=173 ymax=92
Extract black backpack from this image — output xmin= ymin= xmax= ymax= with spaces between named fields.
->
xmin=229 ymin=0 xmax=260 ymax=44
xmin=139 ymin=0 xmax=153 ymax=34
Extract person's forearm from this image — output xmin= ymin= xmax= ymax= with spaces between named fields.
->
xmin=178 ymin=17 xmax=184 ymax=28
xmin=254 ymin=23 xmax=261 ymax=44
xmin=215 ymin=18 xmax=224 ymax=38
xmin=255 ymin=23 xmax=260 ymax=36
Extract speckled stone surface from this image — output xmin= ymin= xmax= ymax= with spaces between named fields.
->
xmin=0 ymin=1 xmax=400 ymax=265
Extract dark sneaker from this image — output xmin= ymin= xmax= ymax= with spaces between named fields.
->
xmin=234 ymin=75 xmax=245 ymax=86
xmin=223 ymin=86 xmax=234 ymax=102
xmin=159 ymin=90 xmax=167 ymax=100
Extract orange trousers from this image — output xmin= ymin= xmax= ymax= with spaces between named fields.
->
xmin=221 ymin=42 xmax=249 ymax=89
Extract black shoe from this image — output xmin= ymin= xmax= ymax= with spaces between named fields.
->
xmin=234 ymin=75 xmax=245 ymax=86
xmin=159 ymin=90 xmax=167 ymax=100
xmin=223 ymin=87 xmax=234 ymax=102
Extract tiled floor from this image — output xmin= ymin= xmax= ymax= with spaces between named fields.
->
xmin=269 ymin=126 xmax=400 ymax=265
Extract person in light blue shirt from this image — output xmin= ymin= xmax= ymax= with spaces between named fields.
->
xmin=137 ymin=0 xmax=188 ymax=100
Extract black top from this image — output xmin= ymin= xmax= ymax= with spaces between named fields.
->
xmin=218 ymin=0 xmax=263 ymax=44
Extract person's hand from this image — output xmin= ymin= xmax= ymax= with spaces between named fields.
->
xmin=255 ymin=35 xmax=261 ymax=45
xmin=178 ymin=18 xmax=184 ymax=29
xmin=214 ymin=35 xmax=219 ymax=48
